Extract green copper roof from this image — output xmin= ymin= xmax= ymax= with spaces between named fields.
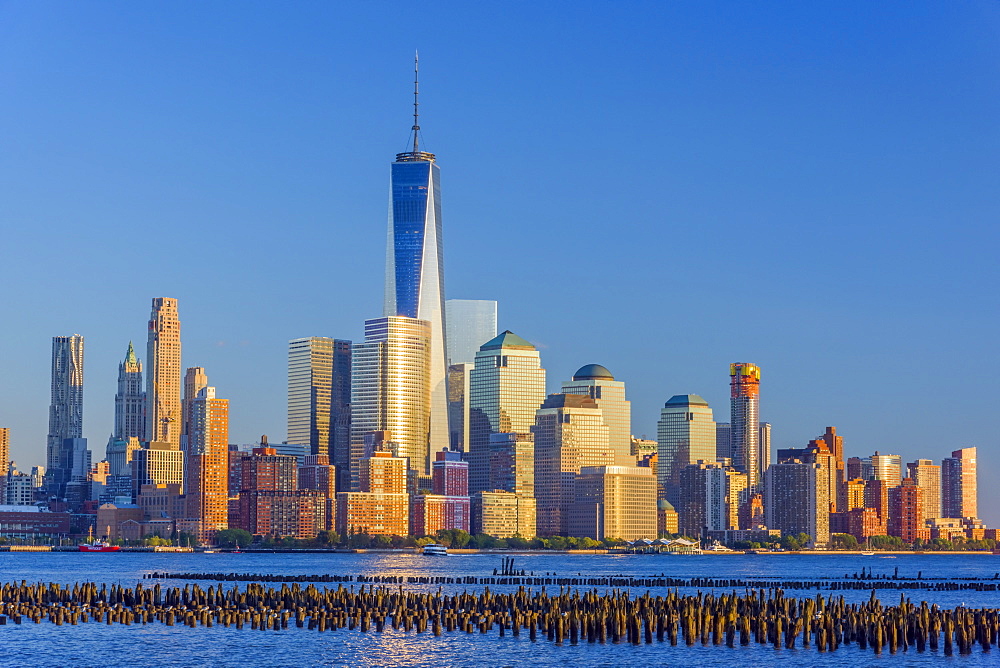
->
xmin=573 ymin=364 xmax=614 ymax=380
xmin=480 ymin=330 xmax=535 ymax=351
xmin=665 ymin=394 xmax=709 ymax=407
xmin=125 ymin=341 xmax=138 ymax=365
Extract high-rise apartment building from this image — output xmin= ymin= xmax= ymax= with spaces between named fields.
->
xmin=471 ymin=490 xmax=536 ymax=538
xmin=869 ymin=452 xmax=903 ymax=488
xmin=185 ymin=386 xmax=229 ymax=543
xmin=942 ymin=447 xmax=977 ymax=519
xmin=656 ymin=395 xmax=717 ymax=507
xmin=287 ymin=337 xmax=352 ymax=491
xmin=561 ymin=365 xmax=632 ymax=466
xmin=907 ymin=458 xmax=942 ymax=520
xmin=569 ymin=465 xmax=657 ymax=541
xmin=181 ymin=366 xmax=208 ymax=448
xmin=445 ymin=299 xmax=497 ymax=366
xmin=764 ymin=460 xmax=830 ymax=548
xmin=0 ymin=428 xmax=8 ymax=472
xmin=383 ymin=74 xmax=449 ymax=459
xmin=888 ymin=477 xmax=929 ymax=542
xmin=412 ymin=449 xmax=471 ymax=535
xmin=337 ymin=449 xmax=410 ymax=536
xmin=759 ymin=422 xmax=772 ymax=468
xmin=532 ymin=394 xmax=612 ymax=537
xmin=729 ymin=363 xmax=763 ymax=489
xmin=350 ymin=317 xmax=431 ymax=485
xmin=46 ymin=335 xmax=85 ymax=499
xmin=131 ymin=442 xmax=183 ymax=497
xmin=114 ymin=342 xmax=145 ymax=441
xmin=676 ymin=461 xmax=727 ymax=537
xmin=715 ymin=423 xmax=731 ymax=462
xmin=146 ymin=298 xmax=182 ymax=448
xmin=468 ymin=331 xmax=546 ymax=494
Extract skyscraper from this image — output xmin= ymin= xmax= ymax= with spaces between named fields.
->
xmin=185 ymin=386 xmax=229 ymax=543
xmin=445 ymin=299 xmax=498 ymax=366
xmin=0 ymin=428 xmax=8 ymax=471
xmin=468 ymin=331 xmax=547 ymax=494
xmin=350 ymin=317 xmax=431 ymax=486
xmin=942 ymin=447 xmax=977 ymax=519
xmin=561 ymin=365 xmax=632 ymax=466
xmin=383 ymin=59 xmax=449 ymax=458
xmin=764 ymin=460 xmax=830 ymax=548
xmin=287 ymin=337 xmax=352 ymax=491
xmin=146 ymin=298 xmax=182 ymax=448
xmin=656 ymin=395 xmax=717 ymax=506
xmin=46 ymin=335 xmax=84 ymax=498
xmin=729 ymin=362 xmax=762 ymax=490
xmin=869 ymin=452 xmax=903 ymax=488
xmin=114 ymin=342 xmax=145 ymax=441
xmin=907 ymin=458 xmax=942 ymax=520
xmin=181 ymin=366 xmax=208 ymax=448
xmin=532 ymin=394 xmax=612 ymax=537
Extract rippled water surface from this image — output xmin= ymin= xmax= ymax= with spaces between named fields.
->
xmin=1 ymin=551 xmax=998 ymax=667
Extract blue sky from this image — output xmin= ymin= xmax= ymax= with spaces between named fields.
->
xmin=1 ymin=2 xmax=997 ymax=522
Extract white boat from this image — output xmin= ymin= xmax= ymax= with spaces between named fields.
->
xmin=422 ymin=543 xmax=448 ymax=556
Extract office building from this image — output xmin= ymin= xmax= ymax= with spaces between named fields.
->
xmin=561 ymin=365 xmax=632 ymax=466
xmin=764 ymin=460 xmax=830 ymax=548
xmin=569 ymin=465 xmax=657 ymax=541
xmin=630 ymin=437 xmax=657 ymax=461
xmin=445 ymin=299 xmax=497 ymax=366
xmin=351 ymin=317 xmax=431 ymax=485
xmin=471 ymin=490 xmax=536 ymax=538
xmin=5 ymin=463 xmax=34 ymax=506
xmin=656 ymin=395 xmax=717 ymax=507
xmin=46 ymin=335 xmax=84 ymax=498
xmin=729 ymin=363 xmax=763 ymax=490
xmin=907 ymin=458 xmax=942 ymax=520
xmin=532 ymin=394 xmax=612 ymax=537
xmin=759 ymin=422 xmax=772 ymax=468
xmin=447 ymin=362 xmax=471 ymax=451
xmin=0 ymin=428 xmax=8 ymax=473
xmin=146 ymin=298 xmax=182 ymax=448
xmin=114 ymin=342 xmax=145 ymax=442
xmin=287 ymin=337 xmax=351 ymax=491
xmin=468 ymin=331 xmax=546 ymax=493
xmin=185 ymin=386 xmax=229 ymax=542
xmin=488 ymin=432 xmax=534 ymax=497
xmin=131 ymin=442 xmax=183 ymax=497
xmin=383 ymin=74 xmax=449 ymax=459
xmin=715 ymin=423 xmax=731 ymax=462
xmin=942 ymin=447 xmax=977 ymax=519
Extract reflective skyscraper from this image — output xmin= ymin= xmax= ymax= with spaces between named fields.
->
xmin=729 ymin=362 xmax=762 ymax=490
xmin=445 ymin=299 xmax=497 ymax=366
xmin=561 ymin=365 xmax=632 ymax=466
xmin=383 ymin=59 xmax=449 ymax=456
xmin=656 ymin=394 xmax=717 ymax=506
xmin=46 ymin=335 xmax=84 ymax=498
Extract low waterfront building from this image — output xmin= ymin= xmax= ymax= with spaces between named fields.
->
xmin=0 ymin=506 xmax=71 ymax=542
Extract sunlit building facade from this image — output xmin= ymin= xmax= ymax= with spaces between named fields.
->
xmin=729 ymin=363 xmax=762 ymax=490
xmin=114 ymin=342 xmax=145 ymax=442
xmin=468 ymin=331 xmax=546 ymax=494
xmin=907 ymin=458 xmax=942 ymax=520
xmin=46 ymin=335 xmax=85 ymax=498
xmin=146 ymin=298 xmax=182 ymax=448
xmin=656 ymin=394 xmax=716 ymax=507
xmin=185 ymin=386 xmax=229 ymax=543
xmin=942 ymin=447 xmax=977 ymax=519
xmin=350 ymin=317 xmax=431 ymax=486
xmin=561 ymin=365 xmax=632 ymax=466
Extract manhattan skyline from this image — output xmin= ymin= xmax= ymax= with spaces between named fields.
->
xmin=0 ymin=2 xmax=996 ymax=523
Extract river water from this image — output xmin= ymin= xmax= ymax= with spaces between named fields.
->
xmin=1 ymin=551 xmax=998 ymax=667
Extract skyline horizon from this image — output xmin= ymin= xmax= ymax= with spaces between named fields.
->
xmin=1 ymin=2 xmax=995 ymax=523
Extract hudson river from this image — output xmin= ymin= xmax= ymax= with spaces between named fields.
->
xmin=1 ymin=551 xmax=997 ymax=666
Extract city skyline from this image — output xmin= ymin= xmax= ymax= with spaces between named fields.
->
xmin=0 ymin=3 xmax=996 ymax=524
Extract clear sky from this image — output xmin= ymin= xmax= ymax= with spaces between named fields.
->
xmin=1 ymin=2 xmax=997 ymax=522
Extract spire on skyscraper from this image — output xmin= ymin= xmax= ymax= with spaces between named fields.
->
xmin=398 ymin=53 xmax=435 ymax=163
xmin=125 ymin=341 xmax=138 ymax=366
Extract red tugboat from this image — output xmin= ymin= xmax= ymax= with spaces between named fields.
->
xmin=79 ymin=527 xmax=120 ymax=552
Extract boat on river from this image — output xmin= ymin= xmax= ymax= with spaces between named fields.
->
xmin=423 ymin=543 xmax=448 ymax=556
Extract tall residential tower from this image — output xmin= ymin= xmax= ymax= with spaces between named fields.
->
xmin=729 ymin=362 xmax=763 ymax=490
xmin=46 ymin=335 xmax=85 ymax=498
xmin=146 ymin=298 xmax=182 ymax=448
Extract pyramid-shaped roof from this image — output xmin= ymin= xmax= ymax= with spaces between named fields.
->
xmin=480 ymin=330 xmax=535 ymax=351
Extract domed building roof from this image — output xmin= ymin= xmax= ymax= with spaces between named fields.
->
xmin=573 ymin=364 xmax=614 ymax=381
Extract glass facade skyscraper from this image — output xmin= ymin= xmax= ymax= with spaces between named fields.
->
xmin=561 ymin=364 xmax=632 ymax=467
xmin=46 ymin=335 xmax=84 ymax=498
xmin=656 ymin=394 xmax=717 ymax=506
xmin=445 ymin=299 xmax=497 ymax=366
xmin=383 ymin=143 xmax=449 ymax=457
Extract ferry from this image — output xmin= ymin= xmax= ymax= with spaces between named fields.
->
xmin=422 ymin=543 xmax=448 ymax=556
